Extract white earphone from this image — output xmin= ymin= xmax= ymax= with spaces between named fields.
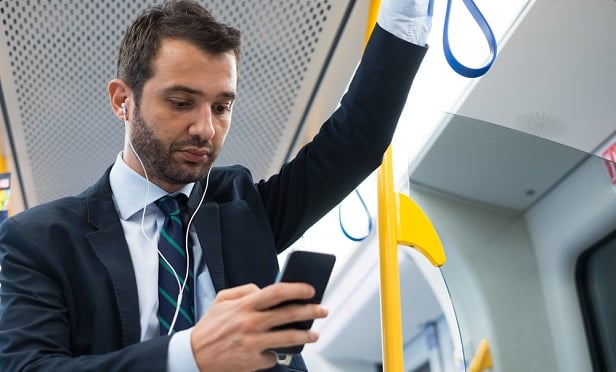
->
xmin=119 ymin=96 xmax=210 ymax=334
xmin=121 ymin=102 xmax=128 ymax=122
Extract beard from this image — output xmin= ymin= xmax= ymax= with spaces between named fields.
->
xmin=129 ymin=108 xmax=215 ymax=186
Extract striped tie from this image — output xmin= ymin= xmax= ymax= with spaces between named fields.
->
xmin=155 ymin=194 xmax=194 ymax=335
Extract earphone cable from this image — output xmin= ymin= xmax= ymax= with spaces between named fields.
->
xmin=168 ymin=166 xmax=211 ymax=334
xmin=125 ymin=112 xmax=206 ymax=334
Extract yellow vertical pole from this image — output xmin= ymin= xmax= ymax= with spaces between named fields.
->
xmin=377 ymin=146 xmax=405 ymax=372
xmin=0 ymin=139 xmax=8 ymax=217
xmin=366 ymin=2 xmax=447 ymax=369
xmin=365 ymin=0 xmax=381 ymax=44
xmin=0 ymin=140 xmax=7 ymax=173
xmin=364 ymin=1 xmax=405 ymax=370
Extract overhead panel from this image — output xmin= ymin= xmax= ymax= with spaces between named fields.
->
xmin=0 ymin=0 xmax=357 ymax=207
xmin=409 ymin=114 xmax=588 ymax=211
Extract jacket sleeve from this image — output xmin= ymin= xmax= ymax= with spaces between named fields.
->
xmin=257 ymin=25 xmax=428 ymax=250
xmin=0 ymin=217 xmax=169 ymax=372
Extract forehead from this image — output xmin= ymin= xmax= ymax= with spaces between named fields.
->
xmin=146 ymin=38 xmax=238 ymax=95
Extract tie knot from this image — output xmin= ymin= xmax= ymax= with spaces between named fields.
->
xmin=155 ymin=194 xmax=187 ymax=217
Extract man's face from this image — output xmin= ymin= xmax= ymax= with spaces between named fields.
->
xmin=125 ymin=38 xmax=237 ymax=192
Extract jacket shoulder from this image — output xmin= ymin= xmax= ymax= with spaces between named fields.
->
xmin=9 ymin=196 xmax=87 ymax=226
xmin=206 ymin=165 xmax=260 ymax=202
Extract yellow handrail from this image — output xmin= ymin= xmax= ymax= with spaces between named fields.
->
xmin=365 ymin=2 xmax=446 ymax=371
xmin=377 ymin=146 xmax=405 ymax=371
xmin=469 ymin=338 xmax=493 ymax=372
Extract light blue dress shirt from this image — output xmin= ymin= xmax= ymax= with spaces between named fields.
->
xmin=109 ymin=152 xmax=215 ymax=371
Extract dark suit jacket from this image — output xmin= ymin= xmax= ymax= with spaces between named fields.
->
xmin=0 ymin=26 xmax=426 ymax=371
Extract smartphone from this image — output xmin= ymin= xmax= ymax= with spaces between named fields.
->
xmin=271 ymin=250 xmax=336 ymax=355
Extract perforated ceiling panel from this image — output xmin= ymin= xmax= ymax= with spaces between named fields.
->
xmin=0 ymin=0 xmax=356 ymax=207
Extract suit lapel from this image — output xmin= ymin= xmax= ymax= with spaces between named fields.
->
xmin=193 ymin=204 xmax=226 ymax=291
xmin=83 ymin=172 xmax=141 ymax=346
xmin=78 ymin=169 xmax=228 ymax=345
xmin=188 ymin=180 xmax=226 ymax=292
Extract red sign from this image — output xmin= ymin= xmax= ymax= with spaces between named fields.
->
xmin=602 ymin=143 xmax=616 ymax=185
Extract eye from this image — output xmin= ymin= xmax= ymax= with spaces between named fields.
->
xmin=213 ymin=103 xmax=232 ymax=115
xmin=169 ymin=99 xmax=193 ymax=110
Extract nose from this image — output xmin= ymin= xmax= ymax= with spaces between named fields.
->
xmin=189 ymin=107 xmax=215 ymax=140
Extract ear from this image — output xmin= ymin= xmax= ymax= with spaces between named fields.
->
xmin=108 ymin=79 xmax=132 ymax=121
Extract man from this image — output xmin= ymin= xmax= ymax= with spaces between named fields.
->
xmin=0 ymin=0 xmax=431 ymax=371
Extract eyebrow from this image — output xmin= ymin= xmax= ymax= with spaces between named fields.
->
xmin=162 ymin=85 xmax=236 ymax=100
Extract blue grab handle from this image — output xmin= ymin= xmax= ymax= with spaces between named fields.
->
xmin=442 ymin=0 xmax=497 ymax=78
xmin=339 ymin=189 xmax=373 ymax=242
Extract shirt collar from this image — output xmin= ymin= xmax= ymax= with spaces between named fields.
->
xmin=109 ymin=152 xmax=194 ymax=220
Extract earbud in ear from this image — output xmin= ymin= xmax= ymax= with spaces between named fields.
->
xmin=121 ymin=102 xmax=127 ymax=120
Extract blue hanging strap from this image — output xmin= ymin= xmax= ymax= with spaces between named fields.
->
xmin=338 ymin=189 xmax=373 ymax=242
xmin=442 ymin=0 xmax=497 ymax=78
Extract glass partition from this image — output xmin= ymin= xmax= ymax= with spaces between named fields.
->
xmin=403 ymin=112 xmax=616 ymax=371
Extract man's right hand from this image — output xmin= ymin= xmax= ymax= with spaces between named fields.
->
xmin=190 ymin=282 xmax=329 ymax=371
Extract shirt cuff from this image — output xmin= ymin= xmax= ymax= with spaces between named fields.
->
xmin=167 ymin=329 xmax=199 ymax=372
xmin=377 ymin=12 xmax=431 ymax=47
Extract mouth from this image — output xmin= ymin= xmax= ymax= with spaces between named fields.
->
xmin=179 ymin=147 xmax=211 ymax=163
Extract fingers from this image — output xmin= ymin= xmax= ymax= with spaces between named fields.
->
xmin=191 ymin=282 xmax=330 ymax=371
xmin=215 ymin=282 xmax=315 ymax=309
xmin=264 ymin=328 xmax=320 ymax=350
xmin=219 ymin=282 xmax=328 ymax=332
xmin=256 ymin=302 xmax=329 ymax=332
xmin=252 ymin=282 xmax=316 ymax=311
xmin=209 ymin=282 xmax=326 ymax=333
xmin=214 ymin=283 xmax=260 ymax=302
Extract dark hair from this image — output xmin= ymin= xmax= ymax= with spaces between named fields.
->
xmin=116 ymin=0 xmax=241 ymax=105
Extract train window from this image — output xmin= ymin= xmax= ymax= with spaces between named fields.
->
xmin=576 ymin=230 xmax=616 ymax=372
